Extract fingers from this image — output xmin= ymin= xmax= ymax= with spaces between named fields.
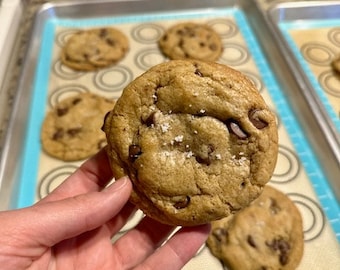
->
xmin=135 ymin=224 xmax=211 ymax=270
xmin=112 ymin=216 xmax=176 ymax=268
xmin=18 ymin=177 xmax=132 ymax=247
xmin=106 ymin=201 xmax=137 ymax=237
xmin=40 ymin=148 xmax=114 ymax=203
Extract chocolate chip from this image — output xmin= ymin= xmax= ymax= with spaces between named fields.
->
xmin=174 ymin=196 xmax=190 ymax=209
xmin=106 ymin=38 xmax=115 ymax=46
xmin=209 ymin=43 xmax=217 ymax=51
xmin=247 ymin=235 xmax=257 ymax=248
xmin=65 ymin=54 xmax=75 ymax=62
xmin=212 ymin=228 xmax=227 ymax=242
xmin=129 ymin=145 xmax=142 ymax=161
xmin=266 ymin=238 xmax=290 ymax=266
xmin=195 ymin=69 xmax=203 ymax=77
xmin=162 ymin=34 xmax=168 ymax=41
xmin=248 ymin=109 xmax=268 ymax=129
xmin=67 ymin=127 xmax=82 ymax=137
xmin=269 ymin=198 xmax=281 ymax=215
xmin=196 ymin=155 xmax=211 ymax=165
xmin=57 ymin=107 xmax=69 ymax=117
xmin=280 ymin=253 xmax=289 ymax=266
xmin=72 ymin=98 xmax=82 ymax=105
xmin=52 ymin=128 xmax=64 ymax=140
xmin=143 ymin=112 xmax=156 ymax=127
xmin=99 ymin=28 xmax=108 ymax=37
xmin=176 ymin=29 xmax=184 ymax=35
xmin=226 ymin=120 xmax=248 ymax=139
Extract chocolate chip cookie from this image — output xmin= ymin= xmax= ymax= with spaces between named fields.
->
xmin=158 ymin=22 xmax=223 ymax=61
xmin=61 ymin=27 xmax=129 ymax=71
xmin=103 ymin=60 xmax=278 ymax=226
xmin=207 ymin=185 xmax=304 ymax=270
xmin=41 ymin=92 xmax=115 ymax=161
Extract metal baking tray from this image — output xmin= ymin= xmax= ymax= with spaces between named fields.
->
xmin=0 ymin=0 xmax=339 ymax=268
xmin=266 ymin=0 xmax=340 ymax=191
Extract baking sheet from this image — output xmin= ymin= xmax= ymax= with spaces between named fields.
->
xmin=1 ymin=0 xmax=340 ymax=269
xmin=271 ymin=2 xmax=340 ymax=130
xmin=266 ymin=1 xmax=340 ymax=172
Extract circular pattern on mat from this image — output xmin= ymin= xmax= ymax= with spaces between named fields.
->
xmin=53 ymin=59 xmax=85 ymax=80
xmin=287 ymin=193 xmax=325 ymax=241
xmin=93 ymin=65 xmax=133 ymax=92
xmin=207 ymin=18 xmax=238 ymax=39
xmin=55 ymin=29 xmax=79 ymax=48
xmin=38 ymin=165 xmax=78 ymax=199
xmin=300 ymin=42 xmax=335 ymax=66
xmin=220 ymin=42 xmax=249 ymax=66
xmin=318 ymin=70 xmax=340 ymax=98
xmin=271 ymin=145 xmax=300 ymax=184
xmin=134 ymin=48 xmax=166 ymax=70
xmin=48 ymin=84 xmax=90 ymax=107
xmin=328 ymin=27 xmax=340 ymax=47
xmin=131 ymin=23 xmax=164 ymax=44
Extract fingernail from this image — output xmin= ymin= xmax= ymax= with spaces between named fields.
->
xmin=104 ymin=177 xmax=129 ymax=192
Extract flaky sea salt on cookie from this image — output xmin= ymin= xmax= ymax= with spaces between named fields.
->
xmin=103 ymin=60 xmax=278 ymax=226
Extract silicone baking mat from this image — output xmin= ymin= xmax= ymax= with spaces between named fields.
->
xmin=15 ymin=6 xmax=340 ymax=269
xmin=278 ymin=19 xmax=340 ymax=133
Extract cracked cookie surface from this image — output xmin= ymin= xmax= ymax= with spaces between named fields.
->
xmin=61 ymin=27 xmax=129 ymax=71
xmin=207 ymin=185 xmax=304 ymax=270
xmin=103 ymin=60 xmax=278 ymax=226
xmin=41 ymin=92 xmax=115 ymax=161
xmin=158 ymin=22 xmax=223 ymax=61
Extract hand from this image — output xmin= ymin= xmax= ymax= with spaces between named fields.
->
xmin=0 ymin=148 xmax=210 ymax=270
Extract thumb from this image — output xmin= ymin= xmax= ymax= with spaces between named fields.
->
xmin=18 ymin=177 xmax=132 ymax=247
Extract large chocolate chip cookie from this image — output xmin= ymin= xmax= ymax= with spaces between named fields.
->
xmin=103 ymin=60 xmax=278 ymax=226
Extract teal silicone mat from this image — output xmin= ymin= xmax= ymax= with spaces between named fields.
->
xmin=14 ymin=6 xmax=340 ymax=268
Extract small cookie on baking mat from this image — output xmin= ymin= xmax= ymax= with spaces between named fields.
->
xmin=103 ymin=59 xmax=278 ymax=226
xmin=41 ymin=92 xmax=115 ymax=161
xmin=61 ymin=28 xmax=129 ymax=71
xmin=158 ymin=22 xmax=223 ymax=61
xmin=207 ymin=185 xmax=304 ymax=270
